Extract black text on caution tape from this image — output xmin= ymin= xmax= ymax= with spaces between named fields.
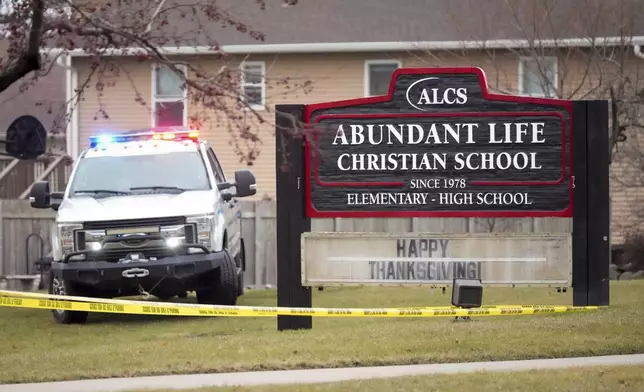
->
xmin=143 ymin=306 xmax=180 ymax=315
xmin=39 ymin=300 xmax=73 ymax=310
xmin=90 ymin=303 xmax=126 ymax=312
xmin=0 ymin=297 xmax=23 ymax=306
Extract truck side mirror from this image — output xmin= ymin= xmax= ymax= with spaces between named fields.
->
xmin=29 ymin=181 xmax=51 ymax=209
xmin=233 ymin=169 xmax=257 ymax=198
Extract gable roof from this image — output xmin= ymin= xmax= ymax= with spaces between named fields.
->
xmin=161 ymin=0 xmax=644 ymax=45
xmin=56 ymin=0 xmax=644 ymax=56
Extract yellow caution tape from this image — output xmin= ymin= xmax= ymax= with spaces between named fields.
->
xmin=0 ymin=289 xmax=602 ymax=318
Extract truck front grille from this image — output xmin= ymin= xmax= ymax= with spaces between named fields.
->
xmin=83 ymin=216 xmax=186 ymax=230
xmin=76 ymin=216 xmax=196 ymax=262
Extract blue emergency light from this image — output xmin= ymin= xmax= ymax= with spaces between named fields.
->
xmin=89 ymin=127 xmax=200 ymax=148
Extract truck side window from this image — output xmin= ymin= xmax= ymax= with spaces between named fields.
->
xmin=207 ymin=148 xmax=226 ymax=184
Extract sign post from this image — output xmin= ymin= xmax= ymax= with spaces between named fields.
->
xmin=275 ymin=67 xmax=609 ymax=331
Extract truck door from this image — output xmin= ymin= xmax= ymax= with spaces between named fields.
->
xmin=206 ymin=148 xmax=241 ymax=259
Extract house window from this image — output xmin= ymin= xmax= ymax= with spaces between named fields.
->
xmin=241 ymin=61 xmax=265 ymax=109
xmin=153 ymin=64 xmax=187 ymax=127
xmin=365 ymin=60 xmax=401 ymax=96
xmin=519 ymin=57 xmax=557 ymax=97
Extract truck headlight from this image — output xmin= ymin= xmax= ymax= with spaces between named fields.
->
xmin=160 ymin=225 xmax=187 ymax=248
xmin=57 ymin=223 xmax=83 ymax=253
xmin=186 ymin=214 xmax=214 ymax=248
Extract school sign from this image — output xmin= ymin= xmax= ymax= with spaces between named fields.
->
xmin=275 ymin=67 xmax=609 ymax=331
xmin=304 ymin=67 xmax=572 ymax=218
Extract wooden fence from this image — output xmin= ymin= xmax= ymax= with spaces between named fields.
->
xmin=0 ymin=199 xmax=573 ymax=288
xmin=0 ymin=156 xmax=72 ymax=199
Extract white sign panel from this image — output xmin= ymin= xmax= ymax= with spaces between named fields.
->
xmin=301 ymin=232 xmax=572 ymax=287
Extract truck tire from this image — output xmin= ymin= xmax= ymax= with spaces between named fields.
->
xmin=48 ymin=269 xmax=89 ymax=324
xmin=196 ymin=254 xmax=238 ymax=306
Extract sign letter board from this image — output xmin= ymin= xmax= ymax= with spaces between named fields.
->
xmin=304 ymin=67 xmax=573 ymax=218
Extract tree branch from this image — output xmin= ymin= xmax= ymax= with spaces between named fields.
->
xmin=0 ymin=0 xmax=45 ymax=91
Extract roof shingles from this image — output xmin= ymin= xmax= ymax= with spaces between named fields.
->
xmin=140 ymin=0 xmax=644 ymax=46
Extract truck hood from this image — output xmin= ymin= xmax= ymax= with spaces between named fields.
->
xmin=56 ymin=191 xmax=216 ymax=223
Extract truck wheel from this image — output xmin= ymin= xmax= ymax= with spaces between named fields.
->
xmin=48 ymin=270 xmax=88 ymax=324
xmin=196 ymin=254 xmax=238 ymax=306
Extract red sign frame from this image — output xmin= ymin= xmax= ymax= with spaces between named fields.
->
xmin=303 ymin=67 xmax=573 ymax=219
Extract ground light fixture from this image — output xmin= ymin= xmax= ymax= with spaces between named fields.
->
xmin=451 ymin=278 xmax=483 ymax=321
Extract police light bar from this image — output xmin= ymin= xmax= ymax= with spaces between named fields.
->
xmin=89 ymin=127 xmax=199 ymax=148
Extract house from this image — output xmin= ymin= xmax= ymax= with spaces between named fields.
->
xmin=53 ymin=0 xmax=644 ymax=243
xmin=0 ymin=39 xmax=68 ymax=199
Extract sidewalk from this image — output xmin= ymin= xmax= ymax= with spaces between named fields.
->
xmin=2 ymin=354 xmax=643 ymax=392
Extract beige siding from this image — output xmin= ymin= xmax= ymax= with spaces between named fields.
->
xmin=402 ymin=49 xmax=644 ymax=244
xmin=74 ymin=53 xmax=370 ymax=198
xmin=73 ymin=49 xmax=644 ymax=243
xmin=75 ymin=58 xmax=153 ymax=147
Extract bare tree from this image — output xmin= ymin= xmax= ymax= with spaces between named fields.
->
xmin=410 ymin=0 xmax=644 ymax=236
xmin=0 ymin=0 xmax=312 ymax=164
xmin=432 ymin=0 xmax=644 ymax=157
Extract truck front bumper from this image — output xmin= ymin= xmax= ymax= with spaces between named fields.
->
xmin=51 ymin=247 xmax=233 ymax=294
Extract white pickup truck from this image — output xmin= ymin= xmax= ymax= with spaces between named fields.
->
xmin=29 ymin=127 xmax=257 ymax=324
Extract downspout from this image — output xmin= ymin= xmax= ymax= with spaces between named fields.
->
xmin=57 ymin=54 xmax=74 ymax=156
xmin=54 ymin=53 xmax=79 ymax=159
xmin=71 ymin=63 xmax=79 ymax=159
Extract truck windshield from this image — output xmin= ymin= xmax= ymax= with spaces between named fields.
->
xmin=68 ymin=151 xmax=211 ymax=197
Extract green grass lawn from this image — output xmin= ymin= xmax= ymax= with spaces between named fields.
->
xmin=1 ymin=281 xmax=643 ymax=384
xmin=127 ymin=364 xmax=644 ymax=392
